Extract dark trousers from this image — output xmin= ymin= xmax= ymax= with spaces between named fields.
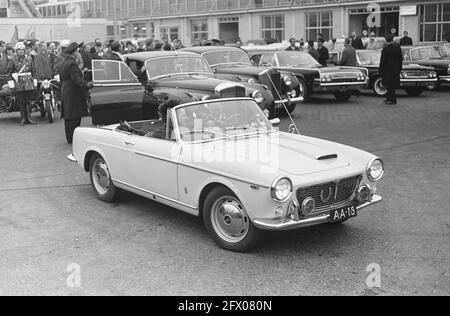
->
xmin=65 ymin=118 xmax=81 ymax=144
xmin=386 ymin=87 xmax=397 ymax=104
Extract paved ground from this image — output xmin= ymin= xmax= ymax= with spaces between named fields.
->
xmin=0 ymin=88 xmax=449 ymax=296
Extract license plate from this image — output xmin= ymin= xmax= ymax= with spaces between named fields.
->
xmin=330 ymin=205 xmax=357 ymax=223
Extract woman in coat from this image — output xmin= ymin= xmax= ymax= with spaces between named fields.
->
xmin=8 ymin=42 xmax=36 ymax=125
xmin=59 ymin=42 xmax=93 ymax=144
xmin=379 ymin=34 xmax=403 ymax=105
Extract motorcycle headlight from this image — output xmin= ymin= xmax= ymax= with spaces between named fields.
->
xmin=271 ymin=177 xmax=293 ymax=202
xmin=283 ymin=76 xmax=292 ymax=86
xmin=248 ymin=78 xmax=257 ymax=84
xmin=367 ymin=158 xmax=385 ymax=182
xmin=42 ymin=80 xmax=50 ymax=89
xmin=289 ymin=89 xmax=297 ymax=98
xmin=252 ymin=90 xmax=264 ymax=104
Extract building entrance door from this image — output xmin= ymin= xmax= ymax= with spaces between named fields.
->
xmin=219 ymin=17 xmax=239 ymax=44
xmin=349 ymin=7 xmax=399 ymax=37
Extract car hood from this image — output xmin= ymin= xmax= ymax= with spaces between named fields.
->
xmin=182 ymin=132 xmax=365 ymax=185
xmin=415 ymin=59 xmax=450 ymax=68
xmin=317 ymin=67 xmax=362 ymax=74
xmin=213 ymin=64 xmax=269 ymax=77
xmin=155 ymin=76 xmax=242 ymax=91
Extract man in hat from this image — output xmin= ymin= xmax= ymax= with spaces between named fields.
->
xmin=380 ymin=34 xmax=403 ymax=105
xmin=59 ymin=42 xmax=93 ymax=144
xmin=105 ymin=41 xmax=124 ymax=62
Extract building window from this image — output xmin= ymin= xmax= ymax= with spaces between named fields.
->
xmin=419 ymin=3 xmax=450 ymax=42
xmin=261 ymin=15 xmax=285 ymax=42
xmin=191 ymin=19 xmax=208 ymax=44
xmin=0 ymin=8 xmax=6 ymax=18
xmin=306 ymin=11 xmax=333 ymax=41
xmin=160 ymin=27 xmax=179 ymax=42
xmin=132 ymin=22 xmax=148 ymax=38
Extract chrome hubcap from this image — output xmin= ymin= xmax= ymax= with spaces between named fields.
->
xmin=211 ymin=196 xmax=249 ymax=243
xmin=375 ymin=79 xmax=387 ymax=96
xmin=93 ymin=159 xmax=111 ymax=195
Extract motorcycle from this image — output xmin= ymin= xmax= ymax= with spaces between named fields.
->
xmin=37 ymin=75 xmax=61 ymax=124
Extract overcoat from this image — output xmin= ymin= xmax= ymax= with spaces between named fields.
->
xmin=380 ymin=43 xmax=403 ymax=88
xmin=59 ymin=55 xmax=89 ymax=120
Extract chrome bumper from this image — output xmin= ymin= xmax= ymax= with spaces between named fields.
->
xmin=253 ymin=195 xmax=383 ymax=231
xmin=274 ymin=96 xmax=304 ymax=104
xmin=439 ymin=76 xmax=450 ymax=82
xmin=67 ymin=154 xmax=77 ymax=163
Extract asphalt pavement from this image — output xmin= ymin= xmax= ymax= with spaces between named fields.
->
xmin=0 ymin=88 xmax=449 ymax=296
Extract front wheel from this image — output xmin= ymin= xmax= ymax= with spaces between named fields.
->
xmin=39 ymin=102 xmax=46 ymax=118
xmin=405 ymin=87 xmax=425 ymax=97
xmin=89 ymin=154 xmax=121 ymax=203
xmin=297 ymin=78 xmax=310 ymax=102
xmin=203 ymin=187 xmax=261 ymax=252
xmin=373 ymin=77 xmax=387 ymax=97
xmin=45 ymin=100 xmax=54 ymax=123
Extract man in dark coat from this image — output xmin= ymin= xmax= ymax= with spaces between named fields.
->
xmin=59 ymin=42 xmax=93 ymax=144
xmin=317 ymin=38 xmax=329 ymax=67
xmin=380 ymin=34 xmax=403 ymax=105
xmin=351 ymin=32 xmax=364 ymax=50
xmin=339 ymin=38 xmax=357 ymax=67
xmin=399 ymin=31 xmax=413 ymax=46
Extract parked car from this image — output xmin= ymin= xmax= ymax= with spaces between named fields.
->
xmin=431 ymin=43 xmax=450 ymax=59
xmin=354 ymin=49 xmax=438 ymax=97
xmin=402 ymin=46 xmax=450 ymax=88
xmin=181 ymin=46 xmax=303 ymax=115
xmin=90 ymin=51 xmax=275 ymax=125
xmin=245 ymin=48 xmax=368 ymax=101
xmin=68 ymin=97 xmax=384 ymax=252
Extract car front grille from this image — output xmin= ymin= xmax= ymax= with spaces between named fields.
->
xmin=296 ymin=175 xmax=362 ymax=211
xmin=259 ymin=71 xmax=282 ymax=99
xmin=404 ymin=70 xmax=429 ymax=78
xmin=217 ymin=85 xmax=246 ymax=98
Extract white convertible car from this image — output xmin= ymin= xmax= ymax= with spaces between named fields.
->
xmin=68 ymin=98 xmax=384 ymax=252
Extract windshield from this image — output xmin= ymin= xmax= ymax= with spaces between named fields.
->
xmin=357 ymin=51 xmax=381 ymax=66
xmin=203 ymin=50 xmax=252 ymax=66
xmin=410 ymin=47 xmax=441 ymax=61
xmin=175 ymin=99 xmax=274 ymax=142
xmin=145 ymin=56 xmax=213 ymax=79
xmin=275 ymin=51 xmax=321 ymax=67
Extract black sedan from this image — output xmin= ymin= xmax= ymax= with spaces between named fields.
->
xmin=90 ymin=51 xmax=275 ymax=125
xmin=355 ymin=49 xmax=438 ymax=97
xmin=245 ymin=48 xmax=368 ymax=101
xmin=181 ymin=46 xmax=302 ymax=114
xmin=402 ymin=46 xmax=450 ymax=88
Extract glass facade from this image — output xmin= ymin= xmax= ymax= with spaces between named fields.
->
xmin=261 ymin=15 xmax=285 ymax=42
xmin=419 ymin=3 xmax=450 ymax=42
xmin=306 ymin=11 xmax=333 ymax=41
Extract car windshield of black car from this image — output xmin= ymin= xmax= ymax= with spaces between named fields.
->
xmin=276 ymin=51 xmax=321 ymax=68
xmin=410 ymin=47 xmax=441 ymax=61
xmin=357 ymin=51 xmax=381 ymax=66
xmin=203 ymin=50 xmax=252 ymax=67
xmin=145 ymin=56 xmax=213 ymax=80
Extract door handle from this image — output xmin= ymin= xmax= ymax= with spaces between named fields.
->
xmin=124 ymin=141 xmax=135 ymax=146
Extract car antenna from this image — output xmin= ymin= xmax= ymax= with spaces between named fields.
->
xmin=263 ymin=72 xmax=301 ymax=134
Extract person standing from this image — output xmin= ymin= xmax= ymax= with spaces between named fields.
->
xmin=59 ymin=42 xmax=93 ymax=144
xmin=307 ymin=41 xmax=319 ymax=61
xmin=105 ymin=42 xmax=124 ymax=61
xmin=380 ymin=34 xmax=403 ymax=105
xmin=34 ymin=41 xmax=53 ymax=81
xmin=8 ymin=42 xmax=36 ymax=126
xmin=399 ymin=31 xmax=413 ymax=46
xmin=339 ymin=38 xmax=357 ymax=67
xmin=286 ymin=38 xmax=299 ymax=51
xmin=366 ymin=37 xmax=378 ymax=50
xmin=0 ymin=42 xmax=9 ymax=109
xmin=351 ymin=31 xmax=364 ymax=50
xmin=317 ymin=38 xmax=329 ymax=67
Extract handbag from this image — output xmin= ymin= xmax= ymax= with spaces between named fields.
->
xmin=16 ymin=75 xmax=35 ymax=92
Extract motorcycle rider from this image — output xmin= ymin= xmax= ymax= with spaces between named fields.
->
xmin=8 ymin=42 xmax=37 ymax=126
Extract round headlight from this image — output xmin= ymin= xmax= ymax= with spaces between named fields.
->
xmin=42 ymin=80 xmax=50 ymax=89
xmin=252 ymin=90 xmax=264 ymax=104
xmin=326 ymin=75 xmax=332 ymax=82
xmin=283 ymin=76 xmax=292 ymax=86
xmin=367 ymin=158 xmax=385 ymax=182
xmin=289 ymin=89 xmax=297 ymax=98
xmin=248 ymin=78 xmax=257 ymax=84
xmin=271 ymin=177 xmax=293 ymax=202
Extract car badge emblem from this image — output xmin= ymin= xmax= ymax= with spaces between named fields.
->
xmin=320 ymin=187 xmax=333 ymax=203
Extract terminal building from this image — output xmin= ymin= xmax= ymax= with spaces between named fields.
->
xmin=2 ymin=0 xmax=449 ymax=45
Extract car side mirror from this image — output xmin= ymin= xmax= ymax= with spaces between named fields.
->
xmin=270 ymin=118 xmax=280 ymax=127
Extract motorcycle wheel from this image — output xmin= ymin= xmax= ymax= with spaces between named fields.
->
xmin=39 ymin=102 xmax=46 ymax=118
xmin=45 ymin=100 xmax=54 ymax=123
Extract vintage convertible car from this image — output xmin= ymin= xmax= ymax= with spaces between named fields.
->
xmin=90 ymin=51 xmax=275 ymax=125
xmin=355 ymin=49 xmax=438 ymax=97
xmin=181 ymin=46 xmax=302 ymax=114
xmin=68 ymin=98 xmax=384 ymax=252
xmin=245 ymin=48 xmax=368 ymax=101
xmin=402 ymin=46 xmax=450 ymax=87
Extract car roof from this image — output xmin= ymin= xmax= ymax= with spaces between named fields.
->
xmin=181 ymin=46 xmax=244 ymax=54
xmin=126 ymin=51 xmax=200 ymax=62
